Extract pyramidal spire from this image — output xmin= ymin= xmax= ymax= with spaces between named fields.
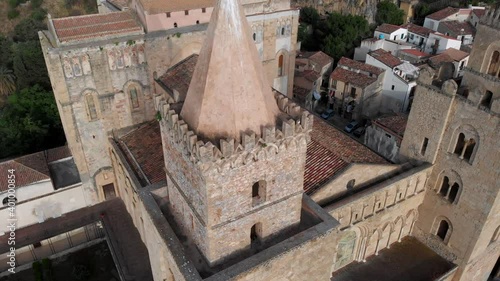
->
xmin=180 ymin=0 xmax=280 ymax=142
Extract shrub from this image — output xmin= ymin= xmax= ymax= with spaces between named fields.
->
xmin=7 ymin=9 xmax=20 ymax=20
xmin=31 ymin=0 xmax=43 ymax=8
xmin=32 ymin=261 xmax=42 ymax=281
xmin=31 ymin=8 xmax=47 ymax=21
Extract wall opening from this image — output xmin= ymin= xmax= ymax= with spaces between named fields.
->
xmin=448 ymin=183 xmax=459 ymax=203
xmin=252 ymin=180 xmax=266 ymax=206
xmin=437 ymin=220 xmax=449 ymax=241
xmin=85 ymin=94 xmax=98 ymax=121
xmin=103 ymin=183 xmax=116 ymax=200
xmin=439 ymin=176 xmax=449 ymax=196
xmin=421 ymin=137 xmax=429 ymax=156
xmin=480 ymin=91 xmax=493 ymax=109
xmin=250 ymin=223 xmax=262 ymax=247
xmin=129 ymin=86 xmax=140 ymax=108
xmin=463 ymin=139 xmax=476 ymax=161
xmin=487 ymin=50 xmax=499 ymax=76
xmin=278 ymin=54 xmax=284 ymax=77
xmin=454 ymin=133 xmax=465 ymax=155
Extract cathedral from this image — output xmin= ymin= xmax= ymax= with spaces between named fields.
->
xmin=25 ymin=0 xmax=500 ymax=279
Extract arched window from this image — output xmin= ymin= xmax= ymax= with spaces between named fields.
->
xmin=250 ymin=223 xmax=262 ymax=247
xmin=252 ymin=180 xmax=266 ymax=206
xmin=454 ymin=133 xmax=465 ymax=155
xmin=2 ymin=197 xmax=16 ymax=206
xmin=487 ymin=51 xmax=499 ymax=76
xmin=281 ymin=27 xmax=285 ymax=36
xmin=437 ymin=220 xmax=449 ymax=241
xmin=85 ymin=94 xmax=98 ymax=121
xmin=174 ymin=22 xmax=178 ymax=28
xmin=448 ymin=183 xmax=459 ymax=203
xmin=278 ymin=55 xmax=284 ymax=77
xmin=252 ymin=33 xmax=256 ymax=41
xmin=439 ymin=176 xmax=449 ymax=196
xmin=463 ymin=138 xmax=476 ymax=161
xmin=480 ymin=91 xmax=493 ymax=109
xmin=129 ymin=86 xmax=139 ymax=109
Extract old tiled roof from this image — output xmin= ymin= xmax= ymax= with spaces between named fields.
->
xmin=374 ymin=115 xmax=408 ymax=138
xmin=369 ymin=49 xmax=402 ymax=68
xmin=400 ymin=49 xmax=430 ymax=58
xmin=433 ymin=32 xmax=459 ymax=40
xmin=376 ymin=23 xmax=402 ymax=34
xmin=157 ymin=54 xmax=199 ymax=98
xmin=330 ymin=67 xmax=377 ymax=88
xmin=298 ymin=51 xmax=333 ymax=70
xmin=402 ymin=23 xmax=435 ymax=37
xmin=293 ymin=85 xmax=310 ymax=100
xmin=338 ymin=57 xmax=384 ymax=76
xmin=139 ymin=0 xmax=213 ymax=14
xmin=305 ymin=116 xmax=388 ymax=193
xmin=0 ymin=146 xmax=72 ymax=192
xmin=439 ymin=21 xmax=475 ymax=35
xmin=472 ymin=9 xmax=486 ymax=18
xmin=296 ymin=69 xmax=321 ymax=82
xmin=426 ymin=7 xmax=459 ymax=20
xmin=52 ymin=11 xmax=143 ymax=43
xmin=442 ymin=48 xmax=469 ymax=61
xmin=119 ymin=121 xmax=166 ymax=186
xmin=429 ymin=53 xmax=455 ymax=67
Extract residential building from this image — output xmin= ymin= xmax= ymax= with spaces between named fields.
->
xmin=329 ymin=57 xmax=385 ymax=120
xmin=398 ymin=49 xmax=431 ymax=64
xmin=366 ymin=49 xmax=419 ymax=113
xmin=437 ymin=21 xmax=475 ymax=45
xmin=354 ymin=37 xmax=414 ymax=61
xmin=428 ymin=48 xmax=470 ymax=80
xmin=374 ymin=23 xmax=408 ymax=42
xmin=365 ymin=114 xmax=408 ymax=163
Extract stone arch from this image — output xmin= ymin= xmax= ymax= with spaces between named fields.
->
xmin=432 ymin=216 xmax=453 ymax=245
xmin=449 ymin=124 xmax=480 ymax=164
xmin=82 ymin=89 xmax=99 ymax=121
xmin=276 ymin=49 xmax=289 ymax=78
xmin=402 ymin=209 xmax=417 ymax=237
xmin=483 ymin=41 xmax=500 ymax=76
xmin=365 ymin=229 xmax=380 ymax=258
xmin=390 ymin=216 xmax=405 ymax=245
xmin=92 ymin=166 xmax=116 ymax=201
xmin=333 ymin=229 xmax=359 ymax=270
xmin=378 ymin=222 xmax=393 ymax=251
xmin=123 ymin=80 xmax=145 ymax=110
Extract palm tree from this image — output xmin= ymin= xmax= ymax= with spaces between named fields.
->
xmin=0 ymin=66 xmax=16 ymax=97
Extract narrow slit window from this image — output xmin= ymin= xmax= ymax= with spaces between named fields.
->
xmin=421 ymin=137 xmax=428 ymax=156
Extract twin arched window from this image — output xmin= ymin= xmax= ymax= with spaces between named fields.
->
xmin=453 ymin=132 xmax=476 ymax=163
xmin=438 ymin=176 xmax=460 ymax=204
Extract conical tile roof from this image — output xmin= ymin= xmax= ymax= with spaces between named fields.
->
xmin=180 ymin=0 xmax=280 ymax=142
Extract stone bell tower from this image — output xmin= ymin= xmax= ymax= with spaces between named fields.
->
xmin=156 ymin=0 xmax=312 ymax=266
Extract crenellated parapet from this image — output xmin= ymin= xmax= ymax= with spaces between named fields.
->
xmin=480 ymin=8 xmax=500 ymax=30
xmin=154 ymin=92 xmax=313 ymax=172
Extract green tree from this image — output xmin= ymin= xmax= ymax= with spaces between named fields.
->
xmin=12 ymin=41 xmax=51 ymax=90
xmin=0 ymin=85 xmax=65 ymax=158
xmin=0 ymin=67 xmax=16 ymax=97
xmin=0 ymin=35 xmax=13 ymax=69
xmin=300 ymin=6 xmax=320 ymax=27
xmin=376 ymin=1 xmax=405 ymax=26
xmin=12 ymin=18 xmax=46 ymax=42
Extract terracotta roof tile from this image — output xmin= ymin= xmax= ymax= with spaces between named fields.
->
xmin=442 ymin=48 xmax=469 ymax=61
xmin=330 ymin=67 xmax=377 ymax=88
xmin=373 ymin=115 xmax=408 ymax=138
xmin=0 ymin=161 xmax=50 ymax=192
xmin=307 ymin=51 xmax=333 ymax=69
xmin=427 ymin=7 xmax=460 ymax=20
xmin=376 ymin=23 xmax=403 ymax=34
xmin=157 ymin=54 xmax=199 ymax=100
xmin=119 ymin=121 xmax=166 ymax=186
xmin=439 ymin=21 xmax=475 ymax=36
xmin=338 ymin=57 xmax=384 ymax=76
xmin=52 ymin=11 xmax=143 ymax=43
xmin=46 ymin=146 xmax=72 ymax=163
xmin=369 ymin=49 xmax=402 ymax=68
xmin=472 ymin=9 xmax=486 ymax=17
xmin=429 ymin=53 xmax=455 ymax=67
xmin=401 ymin=23 xmax=435 ymax=37
xmin=296 ymin=69 xmax=321 ymax=82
